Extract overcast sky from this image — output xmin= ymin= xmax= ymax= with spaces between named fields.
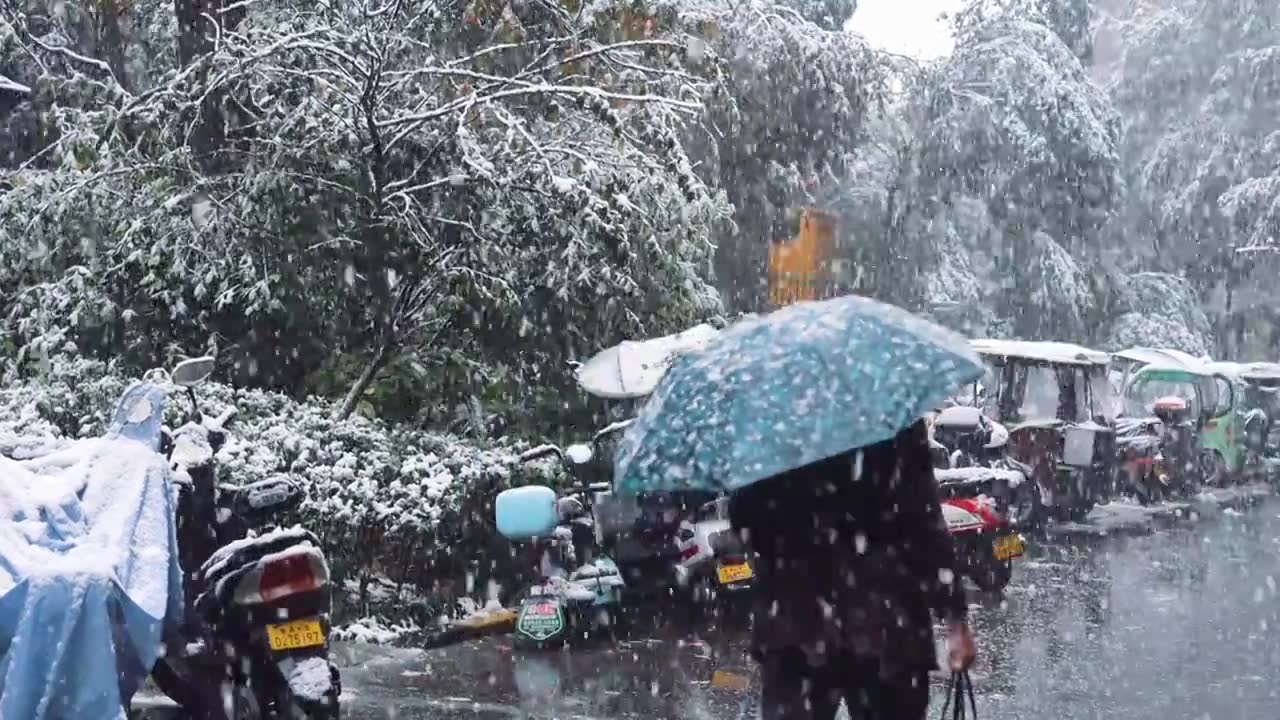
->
xmin=845 ymin=0 xmax=964 ymax=59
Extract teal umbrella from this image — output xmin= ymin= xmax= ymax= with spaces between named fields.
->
xmin=612 ymin=295 xmax=984 ymax=494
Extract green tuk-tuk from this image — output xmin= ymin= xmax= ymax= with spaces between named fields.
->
xmin=1203 ymin=361 xmax=1280 ymax=480
xmin=1113 ymin=348 xmax=1238 ymax=485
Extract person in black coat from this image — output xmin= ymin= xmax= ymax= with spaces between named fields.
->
xmin=728 ymin=419 xmax=976 ymax=720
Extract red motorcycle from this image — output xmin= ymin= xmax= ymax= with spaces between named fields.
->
xmin=929 ymin=407 xmax=1029 ymax=592
xmin=939 ymin=496 xmax=1023 ymax=591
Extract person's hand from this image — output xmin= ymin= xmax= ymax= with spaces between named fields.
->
xmin=946 ymin=621 xmax=976 ymax=671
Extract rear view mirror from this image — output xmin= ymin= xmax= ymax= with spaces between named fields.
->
xmin=495 ymin=485 xmax=559 ymax=541
xmin=565 ymin=443 xmax=593 ymax=465
xmin=172 ymin=356 xmax=216 ymax=387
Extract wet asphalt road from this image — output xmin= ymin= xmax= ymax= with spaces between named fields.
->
xmin=336 ymin=492 xmax=1280 ymax=720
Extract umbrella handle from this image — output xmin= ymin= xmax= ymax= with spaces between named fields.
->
xmin=939 ymin=671 xmax=977 ymax=720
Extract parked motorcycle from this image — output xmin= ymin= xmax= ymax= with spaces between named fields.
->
xmin=931 ymin=406 xmax=1041 ymax=528
xmin=672 ymin=496 xmax=753 ymax=625
xmin=1151 ymin=395 xmax=1203 ymax=495
xmin=148 ymin=358 xmax=341 ymax=719
xmin=582 ymin=420 xmax=735 ymax=613
xmin=497 ymin=443 xmax=625 ymax=649
xmin=928 ymin=406 xmax=1030 ymax=592
xmin=1114 ymin=416 xmax=1167 ymax=504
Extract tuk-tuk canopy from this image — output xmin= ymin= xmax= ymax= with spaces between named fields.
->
xmin=1112 ymin=347 xmax=1210 ymax=373
xmin=1238 ymin=362 xmax=1280 ymax=383
xmin=971 ymin=339 xmax=1110 ymax=367
xmin=969 ymin=339 xmax=1113 ymax=424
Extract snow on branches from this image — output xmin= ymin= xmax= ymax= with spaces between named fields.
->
xmin=0 ymin=0 xmax=728 ymax=411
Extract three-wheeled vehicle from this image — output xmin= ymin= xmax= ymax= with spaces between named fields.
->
xmin=574 ymin=325 xmax=755 ymax=621
xmin=970 ymin=339 xmax=1117 ymax=521
xmin=1114 ymin=348 xmax=1239 ymax=486
xmin=1236 ymin=362 xmax=1280 ymax=476
xmin=1203 ymin=361 xmax=1280 ymax=481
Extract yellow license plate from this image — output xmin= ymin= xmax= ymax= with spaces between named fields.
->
xmin=993 ymin=535 xmax=1025 ymax=562
xmin=717 ymin=562 xmax=753 ymax=585
xmin=266 ymin=618 xmax=325 ymax=651
xmin=457 ymin=608 xmax=517 ymax=630
xmin=710 ymin=670 xmax=750 ymax=690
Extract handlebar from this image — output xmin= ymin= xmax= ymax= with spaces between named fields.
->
xmin=518 ymin=444 xmax=565 ymax=464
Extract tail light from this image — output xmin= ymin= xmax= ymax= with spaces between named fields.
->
xmin=679 ymin=545 xmax=700 ymax=562
xmin=232 ymin=545 xmax=330 ymax=605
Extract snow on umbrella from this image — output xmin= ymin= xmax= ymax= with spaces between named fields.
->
xmin=575 ymin=323 xmax=720 ymax=399
xmin=612 ymin=295 xmax=985 ymax=495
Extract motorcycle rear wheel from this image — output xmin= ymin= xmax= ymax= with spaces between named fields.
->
xmin=275 ymin=687 xmax=340 ymax=720
xmin=151 ymin=655 xmax=201 ymax=713
xmin=1006 ymin=480 xmax=1043 ymax=529
xmin=969 ymin=552 xmax=1013 ymax=592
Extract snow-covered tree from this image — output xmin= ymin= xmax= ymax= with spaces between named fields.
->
xmin=0 ymin=0 xmax=729 ymax=425
xmin=826 ymin=58 xmax=940 ymax=312
xmin=677 ymin=0 xmax=881 ymax=309
xmin=1101 ymin=272 xmax=1214 ymax=355
xmin=919 ymin=4 xmax=1122 ymax=338
xmin=1103 ymin=0 xmax=1280 ymax=353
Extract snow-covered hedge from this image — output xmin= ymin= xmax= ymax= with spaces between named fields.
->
xmin=0 ymin=356 xmax=563 ymax=621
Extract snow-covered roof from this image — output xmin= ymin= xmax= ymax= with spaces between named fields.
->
xmin=0 ymin=74 xmax=30 ymax=96
xmin=971 ymin=339 xmax=1110 ymax=366
xmin=1199 ymin=361 xmax=1280 ymax=382
xmin=1233 ymin=362 xmax=1280 ymax=382
xmin=1113 ymin=347 xmax=1206 ymax=370
xmin=1116 ymin=347 xmax=1213 ymax=376
xmin=1203 ymin=361 xmax=1243 ymax=379
xmin=935 ymin=466 xmax=1027 ymax=487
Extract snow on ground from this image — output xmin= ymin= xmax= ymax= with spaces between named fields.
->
xmin=333 ymin=616 xmax=423 ymax=645
xmin=1049 ymin=484 xmax=1274 ymax=537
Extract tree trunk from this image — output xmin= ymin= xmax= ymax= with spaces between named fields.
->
xmin=173 ymin=0 xmax=246 ymax=173
xmin=96 ymin=0 xmax=130 ymax=91
xmin=334 ymin=340 xmax=391 ymax=421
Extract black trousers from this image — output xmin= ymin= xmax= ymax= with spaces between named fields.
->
xmin=760 ymin=651 xmax=931 ymax=720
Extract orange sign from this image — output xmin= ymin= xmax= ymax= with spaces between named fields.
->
xmin=767 ymin=209 xmax=836 ymax=308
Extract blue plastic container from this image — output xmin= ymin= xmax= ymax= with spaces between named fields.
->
xmin=495 ymin=485 xmax=559 ymax=541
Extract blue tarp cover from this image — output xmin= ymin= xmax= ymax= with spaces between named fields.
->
xmin=0 ymin=384 xmax=182 ymax=719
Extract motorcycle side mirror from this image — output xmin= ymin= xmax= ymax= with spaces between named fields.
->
xmin=172 ymin=356 xmax=216 ymax=387
xmin=565 ymin=443 xmax=593 ymax=465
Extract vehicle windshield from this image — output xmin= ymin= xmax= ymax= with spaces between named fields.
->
xmin=999 ymin=361 xmax=1102 ymax=424
xmin=1019 ymin=365 xmax=1062 ymax=422
xmin=1095 ymin=368 xmax=1120 ymax=419
xmin=977 ymin=361 xmax=1001 ymax=418
xmin=1123 ymin=374 xmax=1201 ymax=418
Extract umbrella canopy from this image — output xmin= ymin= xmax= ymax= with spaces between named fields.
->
xmin=613 ymin=295 xmax=984 ymax=494
xmin=575 ymin=324 xmax=719 ymax=399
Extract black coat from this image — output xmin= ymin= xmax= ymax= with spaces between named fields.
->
xmin=728 ymin=420 xmax=967 ymax=671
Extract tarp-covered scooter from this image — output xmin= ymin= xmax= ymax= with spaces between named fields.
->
xmin=0 ymin=372 xmax=183 ymax=719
